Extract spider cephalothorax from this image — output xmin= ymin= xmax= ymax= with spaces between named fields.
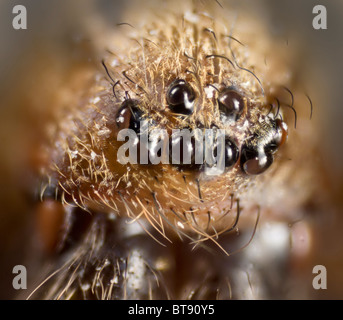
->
xmin=42 ymin=10 xmax=293 ymax=242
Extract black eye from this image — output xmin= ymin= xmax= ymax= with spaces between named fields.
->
xmin=240 ymin=145 xmax=273 ymax=175
xmin=264 ymin=119 xmax=288 ymax=154
xmin=169 ymin=129 xmax=201 ymax=170
xmin=240 ymin=119 xmax=287 ymax=175
xmin=218 ymin=89 xmax=246 ymax=121
xmin=212 ymin=136 xmax=239 ymax=169
xmin=203 ymin=131 xmax=239 ymax=174
xmin=167 ymin=79 xmax=195 ymax=115
xmin=115 ymin=99 xmax=143 ymax=133
xmin=223 ymin=137 xmax=239 ymax=168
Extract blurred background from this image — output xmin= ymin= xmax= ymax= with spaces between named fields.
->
xmin=0 ymin=0 xmax=342 ymax=299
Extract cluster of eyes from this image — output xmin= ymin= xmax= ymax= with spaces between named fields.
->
xmin=115 ymin=79 xmax=287 ymax=176
xmin=116 ymin=125 xmax=238 ymax=175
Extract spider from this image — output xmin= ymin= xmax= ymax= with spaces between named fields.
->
xmin=2 ymin=0 xmax=338 ymax=300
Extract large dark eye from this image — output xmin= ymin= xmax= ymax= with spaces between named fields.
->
xmin=218 ymin=89 xmax=246 ymax=121
xmin=223 ymin=137 xmax=239 ymax=168
xmin=166 ymin=79 xmax=195 ymax=115
xmin=240 ymin=145 xmax=273 ymax=175
xmin=169 ymin=129 xmax=201 ymax=170
xmin=212 ymin=136 xmax=239 ymax=169
xmin=240 ymin=119 xmax=287 ymax=175
xmin=116 ymin=99 xmax=143 ymax=132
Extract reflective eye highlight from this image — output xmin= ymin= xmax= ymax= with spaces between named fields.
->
xmin=218 ymin=89 xmax=246 ymax=122
xmin=264 ymin=119 xmax=288 ymax=153
xmin=169 ymin=129 xmax=200 ymax=169
xmin=212 ymin=136 xmax=239 ymax=169
xmin=240 ymin=119 xmax=288 ymax=175
xmin=115 ymin=99 xmax=143 ymax=132
xmin=167 ymin=79 xmax=195 ymax=115
xmin=223 ymin=137 xmax=239 ymax=168
xmin=240 ymin=146 xmax=273 ymax=175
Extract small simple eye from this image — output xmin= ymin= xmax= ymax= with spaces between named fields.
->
xmin=166 ymin=79 xmax=195 ymax=115
xmin=264 ymin=119 xmax=288 ymax=154
xmin=115 ymin=99 xmax=143 ymax=132
xmin=240 ymin=145 xmax=273 ymax=175
xmin=218 ymin=89 xmax=246 ymax=121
